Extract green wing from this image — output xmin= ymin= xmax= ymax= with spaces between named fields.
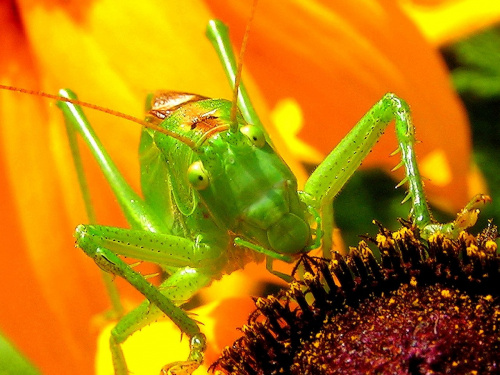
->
xmin=138 ymin=129 xmax=175 ymax=230
xmin=165 ymin=138 xmax=198 ymax=217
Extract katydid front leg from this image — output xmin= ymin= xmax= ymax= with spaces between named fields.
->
xmin=76 ymin=229 xmax=208 ymax=374
xmin=303 ymin=93 xmax=431 ymax=228
xmin=303 ymin=93 xmax=484 ymax=248
xmin=76 ymin=226 xmax=214 ymax=375
xmin=206 ymin=18 xmax=486 ymax=252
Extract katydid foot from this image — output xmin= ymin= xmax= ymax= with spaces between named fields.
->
xmin=160 ymin=333 xmax=206 ymax=375
xmin=421 ymin=194 xmax=491 ymax=238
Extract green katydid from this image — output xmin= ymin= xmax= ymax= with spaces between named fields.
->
xmin=0 ymin=16 xmax=489 ymax=375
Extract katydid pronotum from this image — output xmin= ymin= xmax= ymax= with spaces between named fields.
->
xmin=0 ymin=14 xmax=489 ymax=375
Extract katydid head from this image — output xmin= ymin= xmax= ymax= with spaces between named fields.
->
xmin=148 ymin=93 xmax=312 ymax=256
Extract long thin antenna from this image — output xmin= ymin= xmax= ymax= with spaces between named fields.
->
xmin=230 ymin=0 xmax=259 ymax=129
xmin=0 ymin=84 xmax=196 ymax=148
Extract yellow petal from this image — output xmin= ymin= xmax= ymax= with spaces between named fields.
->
xmin=400 ymin=0 xmax=500 ymax=46
xmin=271 ymin=98 xmax=324 ymax=165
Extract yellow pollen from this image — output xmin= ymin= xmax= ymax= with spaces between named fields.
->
xmin=486 ymin=240 xmax=497 ymax=252
xmin=441 ymin=289 xmax=451 ymax=298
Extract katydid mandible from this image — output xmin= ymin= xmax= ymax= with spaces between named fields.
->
xmin=0 ymin=18 xmax=487 ymax=375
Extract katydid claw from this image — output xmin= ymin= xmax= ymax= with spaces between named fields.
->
xmin=454 ymin=194 xmax=491 ymax=230
xmin=420 ymin=194 xmax=492 ymax=239
xmin=160 ymin=361 xmax=201 ymax=375
xmin=160 ymin=333 xmax=206 ymax=375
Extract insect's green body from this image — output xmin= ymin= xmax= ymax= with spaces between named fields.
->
xmin=68 ymin=91 xmax=319 ymax=374
xmin=152 ymin=98 xmax=311 ymax=256
xmin=141 ymin=96 xmax=312 ymax=270
xmin=3 ymin=18 xmax=487 ymax=375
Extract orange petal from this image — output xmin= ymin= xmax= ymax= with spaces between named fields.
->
xmin=0 ymin=0 xmax=485 ymax=373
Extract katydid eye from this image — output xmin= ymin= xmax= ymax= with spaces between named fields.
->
xmin=187 ymin=161 xmax=209 ymax=190
xmin=240 ymin=125 xmax=266 ymax=148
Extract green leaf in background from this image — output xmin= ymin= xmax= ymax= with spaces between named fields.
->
xmin=0 ymin=330 xmax=40 ymax=375
xmin=445 ymin=26 xmax=500 ymax=231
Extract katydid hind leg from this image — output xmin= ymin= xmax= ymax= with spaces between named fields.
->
xmin=63 ymin=104 xmax=124 ymax=317
xmin=57 ymin=89 xmax=167 ymax=233
xmin=205 ymin=20 xmax=264 ymax=132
